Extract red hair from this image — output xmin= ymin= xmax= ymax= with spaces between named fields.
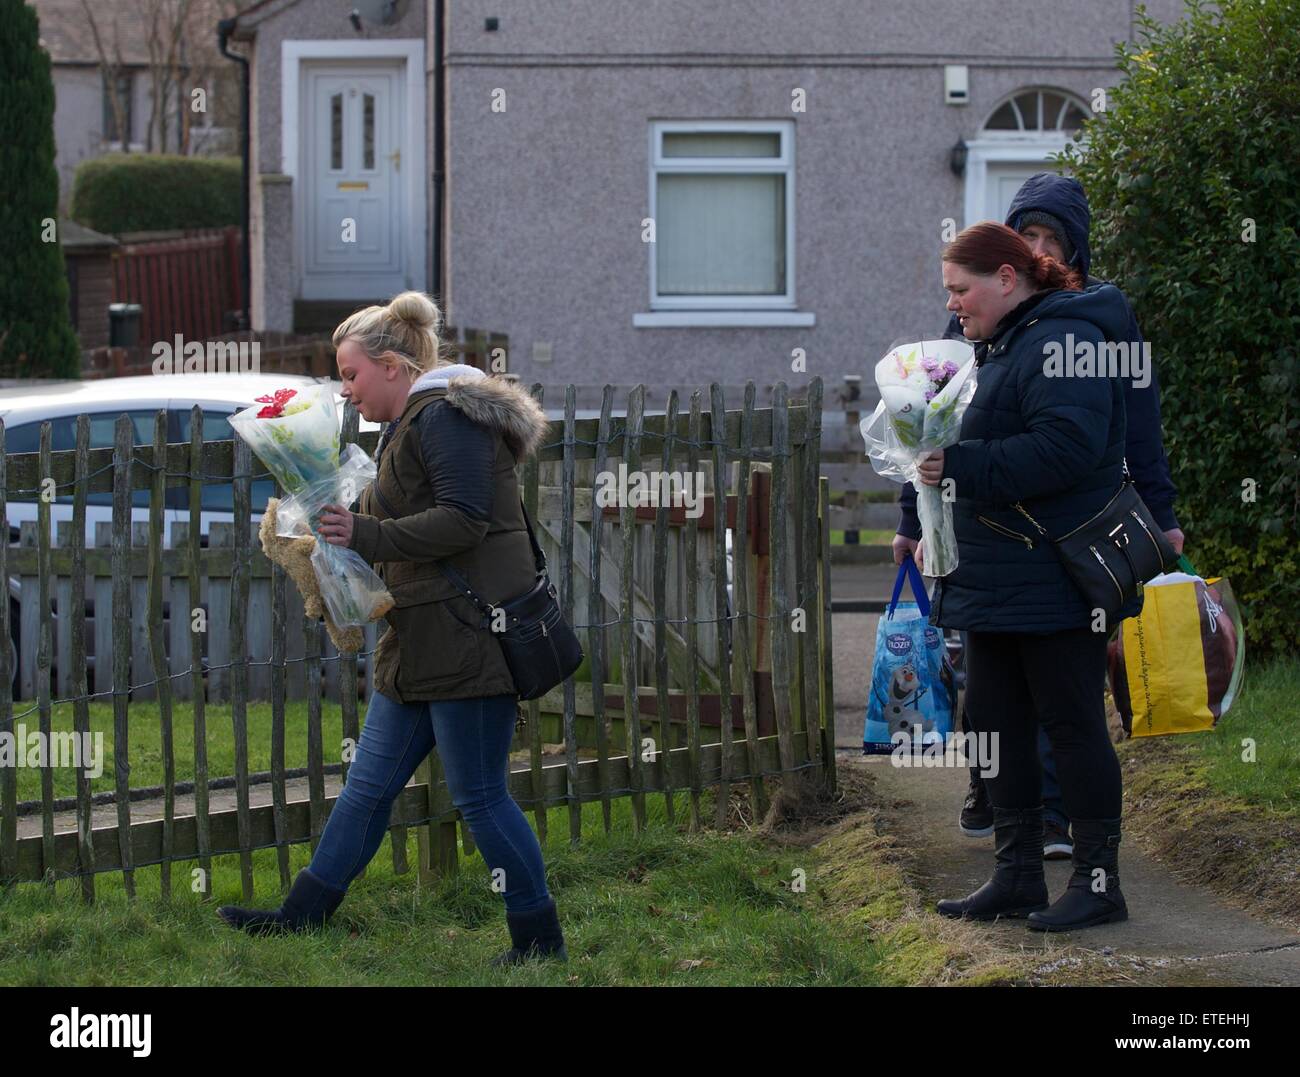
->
xmin=942 ymin=221 xmax=1082 ymax=291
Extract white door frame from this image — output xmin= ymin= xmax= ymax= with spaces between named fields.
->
xmin=282 ymin=38 xmax=426 ymax=299
xmin=963 ymin=136 xmax=1074 ymax=227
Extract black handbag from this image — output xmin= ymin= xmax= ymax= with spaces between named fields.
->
xmin=1012 ymin=461 xmax=1178 ymax=621
xmin=432 ymin=496 xmax=585 ymax=701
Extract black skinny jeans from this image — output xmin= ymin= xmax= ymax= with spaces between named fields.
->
xmin=962 ymin=626 xmax=1122 ymax=820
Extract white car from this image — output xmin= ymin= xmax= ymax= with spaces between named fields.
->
xmin=3 ymin=373 xmax=380 ymax=697
xmin=1 ymin=373 xmax=380 ymax=548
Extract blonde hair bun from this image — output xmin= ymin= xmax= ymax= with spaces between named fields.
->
xmin=332 ymin=290 xmax=447 ymax=377
xmin=387 ymin=291 xmax=442 ymax=334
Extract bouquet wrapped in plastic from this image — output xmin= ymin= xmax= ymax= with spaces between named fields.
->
xmin=229 ymin=386 xmax=392 ymax=628
xmin=859 ymin=338 xmax=978 ymax=577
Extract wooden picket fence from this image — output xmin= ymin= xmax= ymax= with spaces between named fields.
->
xmin=0 ymin=380 xmax=836 ymax=901
xmin=526 ymin=379 xmax=901 ymax=544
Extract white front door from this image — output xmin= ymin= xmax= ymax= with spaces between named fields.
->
xmin=300 ymin=62 xmax=406 ymax=299
xmin=983 ymin=162 xmax=1044 ymax=223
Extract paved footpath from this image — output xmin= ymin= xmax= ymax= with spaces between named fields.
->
xmin=829 ymin=561 xmax=1300 ymax=986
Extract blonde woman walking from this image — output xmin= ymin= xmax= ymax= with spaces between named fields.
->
xmin=219 ymin=292 xmax=566 ymax=965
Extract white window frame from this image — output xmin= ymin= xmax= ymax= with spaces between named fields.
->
xmin=645 ymin=120 xmax=798 ymax=315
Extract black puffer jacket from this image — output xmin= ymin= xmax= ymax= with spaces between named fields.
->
xmin=926 ymin=284 xmax=1144 ymax=633
xmin=898 ymin=173 xmax=1179 ymax=538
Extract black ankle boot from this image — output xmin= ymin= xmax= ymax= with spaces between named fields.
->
xmin=958 ymin=768 xmax=994 ymax=837
xmin=491 ymin=898 xmax=568 ymax=966
xmin=217 ymin=868 xmax=346 ymax=936
xmin=937 ymin=806 xmax=1049 ymax=920
xmin=1028 ymin=817 xmax=1127 ymax=931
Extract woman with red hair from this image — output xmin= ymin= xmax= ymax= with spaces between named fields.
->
xmin=918 ymin=221 xmax=1136 ymax=932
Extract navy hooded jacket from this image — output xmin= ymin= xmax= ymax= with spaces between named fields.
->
xmin=925 ymin=283 xmax=1144 ymax=633
xmin=898 ymin=173 xmax=1179 ymax=539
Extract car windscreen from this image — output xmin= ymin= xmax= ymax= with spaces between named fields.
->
xmin=4 ymin=410 xmax=164 ymax=507
xmin=173 ymin=408 xmax=273 ymax=513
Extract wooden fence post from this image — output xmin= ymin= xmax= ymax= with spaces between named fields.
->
xmin=840 ymin=374 xmax=862 ymax=544
xmin=0 ymin=422 xmax=11 ymax=891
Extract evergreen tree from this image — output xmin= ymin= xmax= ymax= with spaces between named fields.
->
xmin=0 ymin=0 xmax=81 ymax=378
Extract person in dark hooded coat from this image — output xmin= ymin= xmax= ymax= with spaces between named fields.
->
xmin=897 ymin=173 xmax=1180 ymax=545
xmin=892 ymin=174 xmax=1181 ymax=858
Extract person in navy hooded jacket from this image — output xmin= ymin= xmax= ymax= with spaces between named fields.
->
xmin=893 ymin=173 xmax=1181 ymax=859
xmin=921 ymin=221 xmax=1135 ymax=931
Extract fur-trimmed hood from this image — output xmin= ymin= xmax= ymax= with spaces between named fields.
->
xmin=408 ymin=364 xmax=550 ymax=459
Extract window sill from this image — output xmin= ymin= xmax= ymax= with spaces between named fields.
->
xmin=633 ymin=310 xmax=816 ymax=328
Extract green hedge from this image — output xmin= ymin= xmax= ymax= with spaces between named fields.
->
xmin=0 ymin=0 xmax=79 ymax=377
xmin=70 ymin=153 xmax=241 ymax=234
xmin=1062 ymin=0 xmax=1300 ymax=661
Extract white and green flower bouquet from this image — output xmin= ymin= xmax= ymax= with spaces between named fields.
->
xmin=229 ymin=385 xmax=391 ymax=627
xmin=859 ymin=338 xmax=978 ymax=577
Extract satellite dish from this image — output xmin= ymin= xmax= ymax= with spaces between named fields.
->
xmin=352 ymin=0 xmax=409 ymax=26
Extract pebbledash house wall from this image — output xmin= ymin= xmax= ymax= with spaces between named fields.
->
xmin=442 ymin=0 xmax=1192 ymax=390
xmin=236 ymin=0 xmax=1190 ymax=385
xmin=233 ymin=0 xmax=432 ymax=332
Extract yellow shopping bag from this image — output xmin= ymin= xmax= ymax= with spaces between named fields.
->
xmin=1107 ymin=559 xmax=1245 ymax=737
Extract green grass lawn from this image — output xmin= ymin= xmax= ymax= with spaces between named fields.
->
xmin=829 ymin=529 xmax=893 ymax=546
xmin=0 ymin=781 xmax=1018 ymax=986
xmin=1117 ymin=654 xmax=1300 ymax=925
xmin=1 ymin=696 xmax=1004 ymax=985
xmin=4 ymin=700 xmax=348 ymax=803
xmin=1123 ymin=655 xmax=1300 ymax=816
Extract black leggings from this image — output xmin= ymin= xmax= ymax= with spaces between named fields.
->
xmin=963 ymin=626 xmax=1121 ymax=819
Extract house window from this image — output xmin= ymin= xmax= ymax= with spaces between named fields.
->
xmin=649 ymin=122 xmax=795 ymax=310
xmin=982 ymin=89 xmax=1089 ymax=136
xmin=363 ymin=93 xmax=375 ymax=169
xmin=101 ymin=71 xmax=133 ymax=147
xmin=330 ymin=93 xmax=343 ymax=169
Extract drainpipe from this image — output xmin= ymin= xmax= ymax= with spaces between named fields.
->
xmin=217 ymin=17 xmax=251 ymax=331
xmin=432 ymin=0 xmax=445 ymax=302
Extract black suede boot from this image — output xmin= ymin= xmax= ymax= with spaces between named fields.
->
xmin=217 ymin=867 xmax=346 ymax=936
xmin=937 ymin=806 xmax=1049 ymax=920
xmin=1027 ymin=817 xmax=1127 ymax=931
xmin=491 ymin=898 xmax=568 ymax=966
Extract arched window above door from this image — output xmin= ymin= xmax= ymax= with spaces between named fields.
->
xmin=961 ymin=88 xmax=1090 ymax=227
xmin=982 ymin=89 xmax=1090 ymax=137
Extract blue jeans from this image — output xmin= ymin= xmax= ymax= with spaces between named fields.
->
xmin=959 ymin=630 xmax=1068 ymax=830
xmin=308 ymin=690 xmax=553 ymax=913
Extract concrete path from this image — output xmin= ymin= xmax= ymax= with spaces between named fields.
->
xmin=829 ymin=594 xmax=1300 ymax=987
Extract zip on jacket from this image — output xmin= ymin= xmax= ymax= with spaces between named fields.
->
xmin=976 ymin=514 xmax=1036 ymax=549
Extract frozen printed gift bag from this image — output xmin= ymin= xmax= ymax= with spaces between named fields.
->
xmin=863 ymin=557 xmax=959 ymax=754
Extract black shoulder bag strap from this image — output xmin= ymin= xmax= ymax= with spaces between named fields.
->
xmin=371 ymin=392 xmax=548 ymax=619
xmin=431 ymin=496 xmax=548 ymax=624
